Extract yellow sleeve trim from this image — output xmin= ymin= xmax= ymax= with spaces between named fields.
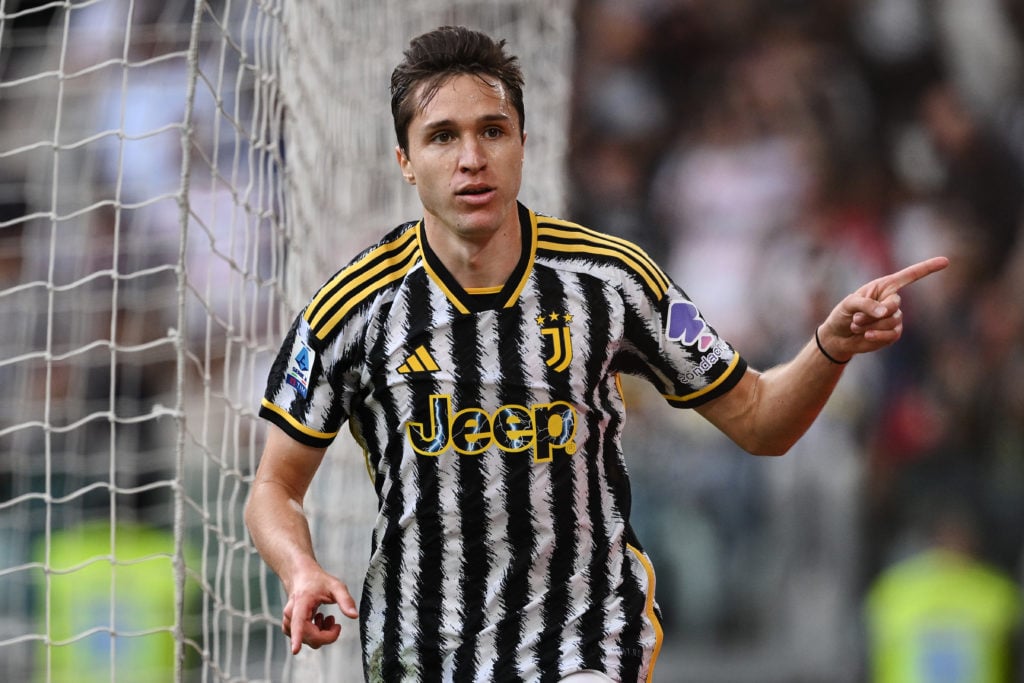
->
xmin=663 ymin=352 xmax=742 ymax=404
xmin=260 ymin=399 xmax=339 ymax=440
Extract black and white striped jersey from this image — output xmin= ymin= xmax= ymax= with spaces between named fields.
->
xmin=259 ymin=203 xmax=747 ymax=682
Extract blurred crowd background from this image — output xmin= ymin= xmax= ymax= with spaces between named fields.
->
xmin=566 ymin=0 xmax=1024 ymax=678
xmin=1 ymin=0 xmax=1023 ymax=681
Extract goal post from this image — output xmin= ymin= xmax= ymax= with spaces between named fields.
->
xmin=0 ymin=1 xmax=573 ymax=681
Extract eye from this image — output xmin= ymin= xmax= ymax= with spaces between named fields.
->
xmin=483 ymin=126 xmax=504 ymax=139
xmin=431 ymin=131 xmax=454 ymax=144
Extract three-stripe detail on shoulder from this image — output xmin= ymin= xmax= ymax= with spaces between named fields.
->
xmin=535 ymin=217 xmax=671 ymax=300
xmin=305 ymin=224 xmax=422 ymax=340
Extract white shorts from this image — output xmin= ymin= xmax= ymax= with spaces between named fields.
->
xmin=559 ymin=672 xmax=615 ymax=683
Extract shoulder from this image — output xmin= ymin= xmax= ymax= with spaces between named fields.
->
xmin=303 ymin=220 xmax=422 ymax=341
xmin=342 ymin=220 xmax=421 ymax=275
xmin=532 ymin=211 xmax=671 ymax=301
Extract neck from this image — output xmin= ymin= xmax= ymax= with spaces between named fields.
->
xmin=423 ymin=213 xmax=522 ymax=289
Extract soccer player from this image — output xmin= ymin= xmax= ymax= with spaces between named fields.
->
xmin=244 ymin=25 xmax=948 ymax=682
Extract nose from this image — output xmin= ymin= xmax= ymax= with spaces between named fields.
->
xmin=458 ymin=137 xmax=486 ymax=173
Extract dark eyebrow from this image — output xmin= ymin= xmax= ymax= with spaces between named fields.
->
xmin=420 ymin=112 xmax=513 ymax=133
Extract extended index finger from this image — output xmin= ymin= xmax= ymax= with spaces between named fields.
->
xmin=878 ymin=256 xmax=949 ymax=298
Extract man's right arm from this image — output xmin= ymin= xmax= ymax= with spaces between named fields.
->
xmin=244 ymin=424 xmax=358 ymax=653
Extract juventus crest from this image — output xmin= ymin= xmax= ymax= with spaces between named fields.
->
xmin=536 ymin=310 xmax=573 ymax=372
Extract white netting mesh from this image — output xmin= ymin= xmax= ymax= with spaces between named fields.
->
xmin=0 ymin=1 xmax=571 ymax=681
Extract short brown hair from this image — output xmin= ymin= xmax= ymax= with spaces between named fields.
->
xmin=390 ymin=26 xmax=525 ymax=154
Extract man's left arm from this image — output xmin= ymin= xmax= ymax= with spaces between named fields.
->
xmin=696 ymin=256 xmax=949 ymax=456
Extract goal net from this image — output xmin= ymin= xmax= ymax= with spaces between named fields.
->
xmin=0 ymin=1 xmax=572 ymax=681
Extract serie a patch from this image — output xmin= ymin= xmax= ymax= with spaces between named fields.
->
xmin=285 ymin=318 xmax=315 ymax=398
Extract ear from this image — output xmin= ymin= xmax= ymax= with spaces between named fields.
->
xmin=395 ymin=146 xmax=415 ymax=185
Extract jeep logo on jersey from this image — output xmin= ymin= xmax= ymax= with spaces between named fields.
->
xmin=406 ymin=394 xmax=577 ymax=462
xmin=536 ymin=310 xmax=573 ymax=372
xmin=666 ymin=301 xmax=714 ymax=352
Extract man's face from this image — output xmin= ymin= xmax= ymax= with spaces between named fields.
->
xmin=396 ymin=73 xmax=525 ymax=244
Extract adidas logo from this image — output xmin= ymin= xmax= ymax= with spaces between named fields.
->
xmin=398 ymin=345 xmax=440 ymax=374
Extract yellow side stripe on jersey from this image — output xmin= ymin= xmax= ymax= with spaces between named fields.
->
xmin=307 ymin=232 xmax=421 ymax=339
xmin=663 ymin=352 xmax=742 ymax=404
xmin=260 ymin=399 xmax=340 ymax=441
xmin=627 ymin=543 xmax=664 ymax=681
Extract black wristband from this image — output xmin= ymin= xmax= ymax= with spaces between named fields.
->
xmin=815 ymin=327 xmax=850 ymax=365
